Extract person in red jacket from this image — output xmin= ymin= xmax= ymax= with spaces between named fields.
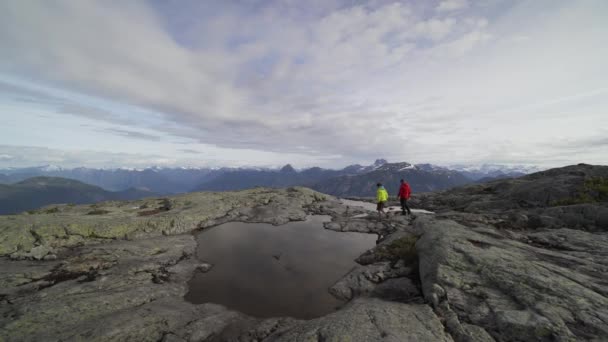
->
xmin=397 ymin=179 xmax=412 ymax=216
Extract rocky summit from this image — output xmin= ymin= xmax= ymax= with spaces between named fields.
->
xmin=1 ymin=164 xmax=607 ymax=341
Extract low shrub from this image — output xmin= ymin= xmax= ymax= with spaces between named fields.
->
xmin=376 ymin=235 xmax=418 ymax=264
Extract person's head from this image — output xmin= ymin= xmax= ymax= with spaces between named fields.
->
xmin=400 ymin=179 xmax=404 ymax=183
xmin=376 ymin=183 xmax=382 ymax=187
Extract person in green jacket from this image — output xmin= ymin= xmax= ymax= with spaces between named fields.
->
xmin=376 ymin=183 xmax=389 ymax=219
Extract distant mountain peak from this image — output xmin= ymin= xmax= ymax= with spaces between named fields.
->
xmin=342 ymin=164 xmax=365 ymax=173
xmin=378 ymin=162 xmax=413 ymax=171
xmin=373 ymin=159 xmax=388 ymax=167
xmin=280 ymin=164 xmax=296 ymax=173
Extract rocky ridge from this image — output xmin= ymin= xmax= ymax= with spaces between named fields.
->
xmin=1 ymin=164 xmax=607 ymax=341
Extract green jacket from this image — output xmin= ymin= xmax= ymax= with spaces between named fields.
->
xmin=376 ymin=186 xmax=388 ymax=203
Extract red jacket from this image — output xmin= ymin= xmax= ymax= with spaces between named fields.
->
xmin=398 ymin=182 xmax=411 ymax=199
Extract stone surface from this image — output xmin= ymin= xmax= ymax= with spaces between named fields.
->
xmin=196 ymin=262 xmax=214 ymax=273
xmin=329 ymin=262 xmax=416 ymax=301
xmin=415 ymin=215 xmax=608 ymax=341
xmin=412 ymin=164 xmax=608 ymax=229
xmin=265 ymin=298 xmax=454 ymax=342
xmin=0 ymin=188 xmax=331 ymax=342
xmin=2 ymin=165 xmax=607 ymax=342
xmin=1 ymin=235 xmax=200 ymax=341
xmin=0 ymin=187 xmax=327 ymax=256
xmin=1 ymin=188 xmax=439 ymax=342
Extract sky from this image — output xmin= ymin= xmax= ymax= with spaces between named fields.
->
xmin=0 ymin=0 xmax=606 ymax=169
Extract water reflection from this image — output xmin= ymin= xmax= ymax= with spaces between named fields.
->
xmin=185 ymin=216 xmax=376 ymax=319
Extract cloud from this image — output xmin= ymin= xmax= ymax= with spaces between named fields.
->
xmin=0 ymin=145 xmax=173 ymax=168
xmin=0 ymin=144 xmax=344 ymax=169
xmin=0 ymin=0 xmax=606 ymax=168
xmin=547 ymin=135 xmax=608 ymax=151
xmin=0 ymin=79 xmax=65 ymax=105
xmin=436 ymin=0 xmax=469 ymax=12
xmin=1 ymin=1 xmax=468 ymax=157
xmin=99 ymin=128 xmax=161 ymax=142
xmin=178 ymin=149 xmax=203 ymax=154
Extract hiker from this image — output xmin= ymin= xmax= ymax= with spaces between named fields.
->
xmin=398 ymin=179 xmax=412 ymax=215
xmin=376 ymin=183 xmax=389 ymax=219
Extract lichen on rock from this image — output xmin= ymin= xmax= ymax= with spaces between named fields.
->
xmin=0 ymin=187 xmax=327 ymax=257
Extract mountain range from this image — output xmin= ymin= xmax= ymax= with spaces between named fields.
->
xmin=310 ymin=162 xmax=472 ymax=197
xmin=194 ymin=163 xmax=353 ymax=192
xmin=0 ymin=166 xmax=222 ymax=194
xmin=0 ymin=160 xmax=537 ymax=200
xmin=0 ymin=177 xmax=156 ymax=215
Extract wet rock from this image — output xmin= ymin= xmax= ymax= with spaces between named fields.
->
xmin=196 ymin=262 xmax=213 ymax=273
xmin=166 ymin=303 xmax=245 ymax=341
xmin=324 ymin=222 xmax=342 ymax=231
xmin=210 ymin=316 xmax=302 ymax=341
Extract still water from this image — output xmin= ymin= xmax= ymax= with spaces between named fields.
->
xmin=184 ymin=216 xmax=375 ymax=319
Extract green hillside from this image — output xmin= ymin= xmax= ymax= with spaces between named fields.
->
xmin=0 ymin=177 xmax=155 ymax=215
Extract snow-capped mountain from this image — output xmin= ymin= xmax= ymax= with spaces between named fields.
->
xmin=447 ymin=164 xmax=543 ymax=181
xmin=310 ymin=160 xmax=473 ymax=196
xmin=0 ymin=160 xmax=540 ymax=195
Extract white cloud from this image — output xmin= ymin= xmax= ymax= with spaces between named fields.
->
xmin=415 ymin=18 xmax=456 ymax=41
xmin=436 ymin=0 xmax=469 ymax=12
xmin=0 ymin=0 xmax=606 ymax=168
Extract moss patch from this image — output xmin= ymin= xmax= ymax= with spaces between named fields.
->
xmin=376 ymin=235 xmax=418 ymax=263
xmin=44 ymin=207 xmax=60 ymax=214
xmin=87 ymin=209 xmax=111 ymax=215
xmin=552 ymin=177 xmax=608 ymax=206
xmin=586 ymin=177 xmax=608 ymax=200
xmin=137 ymin=198 xmax=172 ymax=216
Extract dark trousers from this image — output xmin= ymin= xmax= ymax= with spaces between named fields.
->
xmin=400 ymin=198 xmax=412 ymax=215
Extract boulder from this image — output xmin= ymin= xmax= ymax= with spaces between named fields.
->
xmin=415 ymin=215 xmax=608 ymax=341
